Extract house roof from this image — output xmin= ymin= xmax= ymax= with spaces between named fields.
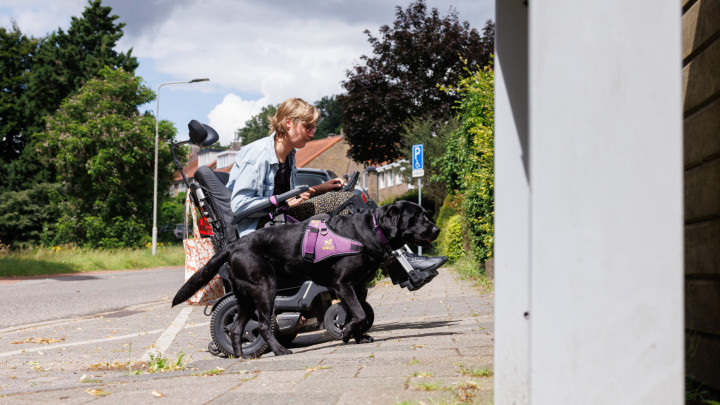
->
xmin=295 ymin=135 xmax=344 ymax=168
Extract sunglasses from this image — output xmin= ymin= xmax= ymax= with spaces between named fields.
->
xmin=302 ymin=122 xmax=317 ymax=132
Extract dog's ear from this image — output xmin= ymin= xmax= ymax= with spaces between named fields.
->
xmin=380 ymin=203 xmax=401 ymax=240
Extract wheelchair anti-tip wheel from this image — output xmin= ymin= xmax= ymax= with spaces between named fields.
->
xmin=323 ymin=301 xmax=374 ymax=340
xmin=210 ymin=295 xmax=278 ymax=359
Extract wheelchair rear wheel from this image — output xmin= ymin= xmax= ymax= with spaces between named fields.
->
xmin=210 ymin=295 xmax=278 ymax=359
xmin=323 ymin=301 xmax=374 ymax=340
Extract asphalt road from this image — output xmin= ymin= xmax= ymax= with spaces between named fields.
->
xmin=0 ymin=267 xmax=185 ymax=329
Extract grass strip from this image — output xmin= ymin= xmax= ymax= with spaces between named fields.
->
xmin=0 ymin=244 xmax=184 ymax=278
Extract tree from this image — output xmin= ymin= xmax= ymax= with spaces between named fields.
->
xmin=235 ymin=104 xmax=277 ymax=145
xmin=340 ymin=0 xmax=494 ymax=164
xmin=0 ymin=23 xmax=37 ymax=162
xmin=0 ymin=183 xmax=61 ymax=247
xmin=4 ymin=0 xmax=138 ymax=191
xmin=400 ymin=115 xmax=461 ymax=212
xmin=314 ymin=95 xmax=344 ymax=139
xmin=36 ymin=67 xmax=176 ymax=248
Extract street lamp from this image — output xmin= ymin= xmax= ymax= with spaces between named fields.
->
xmin=152 ymin=78 xmax=210 ymax=256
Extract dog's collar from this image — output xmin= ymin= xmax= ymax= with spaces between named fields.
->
xmin=372 ymin=212 xmax=392 ymax=251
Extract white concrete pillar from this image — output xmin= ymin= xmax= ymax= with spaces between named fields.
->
xmin=494 ymin=0 xmax=684 ymax=403
xmin=494 ymin=0 xmax=530 ymax=403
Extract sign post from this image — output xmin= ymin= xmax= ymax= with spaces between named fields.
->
xmin=412 ymin=144 xmax=424 ymax=255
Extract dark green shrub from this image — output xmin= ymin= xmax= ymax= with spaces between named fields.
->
xmin=379 ymin=188 xmax=437 ymax=220
xmin=438 ymin=214 xmax=465 ymax=263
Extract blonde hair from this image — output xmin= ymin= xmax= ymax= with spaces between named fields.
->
xmin=268 ymin=98 xmax=320 ymax=138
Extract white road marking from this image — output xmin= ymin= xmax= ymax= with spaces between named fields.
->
xmin=0 ymin=320 xmax=208 ymax=358
xmin=140 ymin=307 xmax=193 ymax=362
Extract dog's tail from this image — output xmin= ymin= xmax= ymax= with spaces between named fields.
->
xmin=171 ymin=243 xmax=232 ymax=307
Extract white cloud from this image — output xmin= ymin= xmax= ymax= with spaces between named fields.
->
xmin=0 ymin=0 xmax=85 ymax=37
xmin=123 ymin=1 xmax=370 ymax=107
xmin=207 ymin=94 xmax=269 ymax=145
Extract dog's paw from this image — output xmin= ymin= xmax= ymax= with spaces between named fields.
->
xmin=355 ymin=334 xmax=374 ymax=344
xmin=274 ymin=348 xmax=293 ymax=356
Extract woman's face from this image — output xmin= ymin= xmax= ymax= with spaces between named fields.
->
xmin=286 ymin=118 xmax=317 ymax=149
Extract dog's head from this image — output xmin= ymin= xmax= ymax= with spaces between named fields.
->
xmin=378 ymin=201 xmax=441 ymax=248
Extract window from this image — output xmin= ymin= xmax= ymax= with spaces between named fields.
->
xmin=386 ymin=171 xmax=394 ymax=187
xmin=216 ymin=151 xmax=237 ymax=169
xmin=395 ymin=170 xmax=403 ymax=185
xmin=378 ymin=171 xmax=385 ymax=189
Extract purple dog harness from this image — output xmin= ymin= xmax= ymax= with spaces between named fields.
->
xmin=302 ymin=218 xmax=363 ymax=263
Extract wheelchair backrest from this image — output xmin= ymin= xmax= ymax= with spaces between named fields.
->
xmin=193 ymin=166 xmax=237 ymax=246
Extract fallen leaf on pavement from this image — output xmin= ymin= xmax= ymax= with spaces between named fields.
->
xmin=152 ymin=390 xmax=163 ymax=398
xmin=86 ymin=389 xmax=110 ymax=397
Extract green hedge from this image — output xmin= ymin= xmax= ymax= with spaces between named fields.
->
xmin=438 ymin=214 xmax=465 ymax=263
xmin=437 ymin=61 xmax=494 ymax=262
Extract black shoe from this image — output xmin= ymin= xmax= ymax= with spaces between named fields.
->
xmin=389 ymin=252 xmax=448 ymax=291
xmin=402 ymin=252 xmax=448 ymax=273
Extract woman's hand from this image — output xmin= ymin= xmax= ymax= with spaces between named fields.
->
xmin=311 ymin=178 xmax=345 ymax=195
xmin=287 ymin=190 xmax=313 ymax=207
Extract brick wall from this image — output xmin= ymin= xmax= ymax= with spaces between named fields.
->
xmin=683 ymin=0 xmax=720 ymax=390
xmin=300 ymin=139 xmax=354 ymax=178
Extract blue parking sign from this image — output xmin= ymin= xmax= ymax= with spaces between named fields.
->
xmin=412 ymin=144 xmax=424 ymax=170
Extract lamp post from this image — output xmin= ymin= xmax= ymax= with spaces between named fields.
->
xmin=152 ymin=78 xmax=210 ymax=255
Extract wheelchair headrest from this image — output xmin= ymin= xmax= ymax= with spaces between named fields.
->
xmin=188 ymin=120 xmax=219 ymax=147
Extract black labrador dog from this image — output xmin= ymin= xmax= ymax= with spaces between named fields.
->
xmin=172 ymin=200 xmax=441 ymax=358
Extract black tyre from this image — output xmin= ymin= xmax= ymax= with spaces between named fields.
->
xmin=323 ymin=301 xmax=374 ymax=340
xmin=210 ymin=296 xmax=277 ymax=359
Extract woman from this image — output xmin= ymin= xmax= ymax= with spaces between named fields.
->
xmin=226 ymin=98 xmax=446 ymax=290
xmin=227 ymin=98 xmax=345 ymax=236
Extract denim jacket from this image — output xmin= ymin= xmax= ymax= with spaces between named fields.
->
xmin=226 ymin=133 xmax=296 ymax=236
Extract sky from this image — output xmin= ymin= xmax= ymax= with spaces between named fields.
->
xmin=0 ymin=0 xmax=494 ymax=145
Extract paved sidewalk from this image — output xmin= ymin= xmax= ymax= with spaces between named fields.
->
xmin=1 ymin=268 xmax=494 ymax=404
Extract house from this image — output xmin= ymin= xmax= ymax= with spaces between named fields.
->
xmin=295 ymin=134 xmax=411 ymax=203
xmin=170 ymin=145 xmax=238 ymax=196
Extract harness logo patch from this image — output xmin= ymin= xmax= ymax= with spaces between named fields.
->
xmin=322 ymin=239 xmax=335 ymax=251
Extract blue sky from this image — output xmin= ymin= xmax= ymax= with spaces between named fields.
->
xmin=1 ymin=0 xmax=494 ymax=145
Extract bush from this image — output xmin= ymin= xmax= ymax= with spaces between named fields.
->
xmin=435 ymin=194 xmax=462 ymax=229
xmin=438 ymin=214 xmax=465 ymax=263
xmin=0 ymin=183 xmax=61 ymax=247
xmin=379 ymin=188 xmax=437 ymax=220
xmin=438 ymin=60 xmax=494 ymax=261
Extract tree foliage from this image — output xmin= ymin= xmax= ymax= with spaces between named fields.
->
xmin=235 ymin=104 xmax=277 ymax=145
xmin=0 ymin=23 xmax=37 ymax=162
xmin=235 ymin=96 xmax=343 ymax=144
xmin=0 ymin=183 xmax=61 ymax=247
xmin=340 ymin=0 xmax=494 ymax=164
xmin=400 ymin=115 xmax=460 ymax=212
xmin=3 ymin=0 xmax=138 ymax=191
xmin=314 ymin=95 xmax=343 ymax=139
xmin=36 ymin=67 xmax=175 ymax=248
xmin=437 ymin=61 xmax=494 ymax=261
xmin=24 ymin=0 xmax=138 ymax=137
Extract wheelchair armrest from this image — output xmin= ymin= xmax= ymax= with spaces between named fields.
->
xmin=232 ymin=186 xmax=310 ymax=224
